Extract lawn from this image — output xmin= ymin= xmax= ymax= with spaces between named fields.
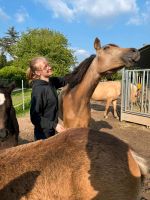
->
xmin=12 ymin=88 xmax=31 ymax=116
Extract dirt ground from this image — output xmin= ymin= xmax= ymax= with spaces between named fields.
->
xmin=18 ymin=100 xmax=150 ymax=199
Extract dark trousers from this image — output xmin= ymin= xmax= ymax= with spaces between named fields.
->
xmin=34 ymin=127 xmax=55 ymax=140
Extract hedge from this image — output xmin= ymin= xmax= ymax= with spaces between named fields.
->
xmin=0 ymin=66 xmax=27 ymax=87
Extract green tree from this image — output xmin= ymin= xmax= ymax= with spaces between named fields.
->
xmin=0 ymin=26 xmax=19 ymax=57
xmin=0 ymin=53 xmax=7 ymax=69
xmin=12 ymin=28 xmax=76 ymax=76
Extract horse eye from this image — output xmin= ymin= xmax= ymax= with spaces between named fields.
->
xmin=103 ymin=46 xmax=109 ymax=50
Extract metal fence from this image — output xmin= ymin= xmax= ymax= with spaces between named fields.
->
xmin=120 ymin=69 xmax=150 ymax=127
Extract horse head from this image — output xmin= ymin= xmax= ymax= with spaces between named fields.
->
xmin=61 ymin=37 xmax=141 ymax=128
xmin=94 ymin=37 xmax=140 ymax=74
xmin=0 ymin=82 xmax=19 ymax=149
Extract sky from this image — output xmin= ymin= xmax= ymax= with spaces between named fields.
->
xmin=0 ymin=0 xmax=150 ymax=62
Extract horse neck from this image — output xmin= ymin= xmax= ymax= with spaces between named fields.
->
xmin=76 ymin=61 xmax=101 ymax=100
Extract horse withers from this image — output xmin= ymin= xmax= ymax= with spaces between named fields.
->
xmin=0 ymin=82 xmax=19 ymax=150
xmin=61 ymin=37 xmax=140 ymax=128
xmin=0 ymin=128 xmax=147 ymax=200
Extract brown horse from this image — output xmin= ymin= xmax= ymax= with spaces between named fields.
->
xmin=0 ymin=82 xmax=19 ymax=150
xmin=61 ymin=37 xmax=140 ymax=128
xmin=0 ymin=128 xmax=148 ymax=200
xmin=91 ymin=81 xmax=140 ymax=119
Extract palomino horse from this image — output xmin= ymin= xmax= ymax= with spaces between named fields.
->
xmin=91 ymin=81 xmax=140 ymax=119
xmin=0 ymin=82 xmax=19 ymax=150
xmin=61 ymin=37 xmax=140 ymax=128
xmin=0 ymin=128 xmax=148 ymax=200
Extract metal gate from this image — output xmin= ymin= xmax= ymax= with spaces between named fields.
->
xmin=120 ymin=69 xmax=150 ymax=127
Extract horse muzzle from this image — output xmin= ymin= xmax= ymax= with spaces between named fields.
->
xmin=122 ymin=48 xmax=140 ymax=67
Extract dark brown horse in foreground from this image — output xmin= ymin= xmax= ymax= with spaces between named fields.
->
xmin=60 ymin=37 xmax=140 ymax=128
xmin=0 ymin=82 xmax=19 ymax=150
xmin=0 ymin=128 xmax=147 ymax=200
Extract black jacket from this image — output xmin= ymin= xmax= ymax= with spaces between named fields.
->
xmin=30 ymin=77 xmax=66 ymax=134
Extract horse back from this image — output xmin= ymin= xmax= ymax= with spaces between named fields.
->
xmin=0 ymin=128 xmax=146 ymax=200
xmin=92 ymin=81 xmax=121 ymax=101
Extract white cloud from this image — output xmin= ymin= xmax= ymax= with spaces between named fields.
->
xmin=0 ymin=7 xmax=10 ymax=20
xmin=127 ymin=13 xmax=150 ymax=25
xmin=127 ymin=0 xmax=150 ymax=25
xmin=74 ymin=48 xmax=90 ymax=57
xmin=15 ymin=7 xmax=29 ymax=23
xmin=35 ymin=0 xmax=138 ymax=21
xmin=35 ymin=0 xmax=150 ymax=25
xmin=35 ymin=0 xmax=75 ymax=21
xmin=73 ymin=48 xmax=90 ymax=63
xmin=73 ymin=0 xmax=137 ymax=19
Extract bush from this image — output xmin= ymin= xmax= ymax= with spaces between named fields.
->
xmin=0 ymin=65 xmax=26 ymax=87
xmin=102 ymin=72 xmax=122 ymax=81
xmin=111 ymin=72 xmax=122 ymax=80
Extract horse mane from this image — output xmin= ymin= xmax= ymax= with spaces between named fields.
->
xmin=65 ymin=54 xmax=96 ymax=92
xmin=107 ymin=44 xmax=118 ymax=47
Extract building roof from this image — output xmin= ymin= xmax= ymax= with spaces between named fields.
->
xmin=136 ymin=45 xmax=150 ymax=68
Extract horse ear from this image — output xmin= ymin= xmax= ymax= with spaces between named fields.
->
xmin=94 ymin=37 xmax=101 ymax=50
xmin=8 ymin=82 xmax=16 ymax=93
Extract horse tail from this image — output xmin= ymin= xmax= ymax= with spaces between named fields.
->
xmin=130 ymin=150 xmax=148 ymax=180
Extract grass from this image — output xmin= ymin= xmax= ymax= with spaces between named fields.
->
xmin=12 ymin=88 xmax=31 ymax=116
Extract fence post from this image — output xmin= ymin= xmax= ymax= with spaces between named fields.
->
xmin=120 ymin=69 xmax=125 ymax=121
xmin=22 ymin=80 xmax=25 ymax=111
